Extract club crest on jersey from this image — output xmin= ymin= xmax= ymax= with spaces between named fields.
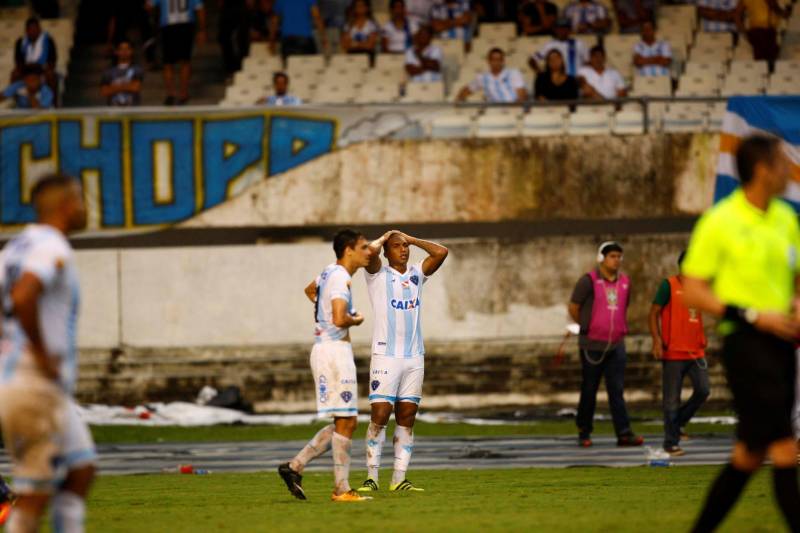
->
xmin=391 ymin=298 xmax=420 ymax=310
xmin=371 ymin=380 xmax=380 ymax=391
xmin=318 ymin=375 xmax=329 ymax=404
xmin=410 ymin=275 xmax=419 ymax=286
xmin=340 ymin=391 xmax=353 ymax=403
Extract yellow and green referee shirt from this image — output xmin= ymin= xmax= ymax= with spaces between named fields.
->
xmin=682 ymin=189 xmax=800 ymax=328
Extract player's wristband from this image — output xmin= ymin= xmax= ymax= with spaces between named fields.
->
xmin=724 ymin=305 xmax=758 ymax=325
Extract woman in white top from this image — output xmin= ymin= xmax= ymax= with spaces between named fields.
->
xmin=382 ymin=0 xmax=417 ymax=53
xmin=341 ymin=0 xmax=379 ymax=58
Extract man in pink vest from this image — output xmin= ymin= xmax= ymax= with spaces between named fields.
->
xmin=568 ymin=241 xmax=644 ymax=448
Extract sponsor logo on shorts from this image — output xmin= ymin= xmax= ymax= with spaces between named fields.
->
xmin=371 ymin=380 xmax=380 ymax=391
xmin=372 ymin=369 xmax=389 ymax=375
xmin=340 ymin=391 xmax=353 ymax=403
xmin=319 ymin=375 xmax=329 ymax=404
xmin=341 ymin=378 xmax=356 ymax=385
xmin=377 ymin=341 xmax=386 ymax=346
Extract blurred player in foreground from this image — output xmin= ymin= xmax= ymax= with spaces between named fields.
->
xmin=0 ymin=174 xmax=96 ymax=532
xmin=683 ymin=135 xmax=800 ymax=532
xmin=357 ymin=231 xmax=448 ymax=493
xmin=279 ymin=229 xmax=373 ymax=502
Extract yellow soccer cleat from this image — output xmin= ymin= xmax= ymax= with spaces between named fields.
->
xmin=389 ymin=479 xmax=424 ymax=492
xmin=331 ymin=490 xmax=373 ymax=502
xmin=356 ymin=479 xmax=379 ymax=492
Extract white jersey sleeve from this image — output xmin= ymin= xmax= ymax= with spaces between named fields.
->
xmin=327 ymin=268 xmax=350 ymax=302
xmin=22 ymin=235 xmax=70 ymax=288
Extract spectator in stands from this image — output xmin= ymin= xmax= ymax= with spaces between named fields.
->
xmin=270 ymin=0 xmax=328 ymax=58
xmin=456 ymin=47 xmax=528 ymax=102
xmin=341 ymin=0 xmax=379 ymax=58
xmin=534 ymin=49 xmax=579 ymax=101
xmin=529 ymin=19 xmax=589 ymax=77
xmin=406 ymin=0 xmax=435 ymax=27
xmin=518 ymin=0 xmax=558 ymax=37
xmin=218 ymin=0 xmax=251 ymax=76
xmin=100 ymin=40 xmax=144 ymax=106
xmin=147 ymin=0 xmax=207 ymax=106
xmin=612 ymin=0 xmax=654 ymax=34
xmin=697 ymin=0 xmax=739 ymax=36
xmin=249 ymin=0 xmax=276 ymax=42
xmin=737 ymin=0 xmax=790 ymax=65
xmin=320 ymin=0 xmax=350 ymax=52
xmin=431 ymin=0 xmax=474 ymax=51
xmin=563 ymin=0 xmax=611 ymax=35
xmin=475 ymin=0 xmax=517 ymax=23
xmin=0 ymin=64 xmax=54 ymax=109
xmin=578 ymin=46 xmax=627 ymax=99
xmin=382 ymin=0 xmax=417 ymax=53
xmin=633 ymin=20 xmax=672 ymax=77
xmin=405 ymin=25 xmax=443 ymax=82
xmin=258 ymin=71 xmax=303 ymax=106
xmin=12 ymin=17 xmax=57 ymax=96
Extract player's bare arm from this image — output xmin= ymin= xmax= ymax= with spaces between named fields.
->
xmin=682 ymin=276 xmax=800 ymax=341
xmin=304 ymin=279 xmax=317 ymax=303
xmin=10 ymin=271 xmax=60 ymax=380
xmin=332 ymin=298 xmax=363 ymax=328
xmin=366 ymin=230 xmax=396 ymax=274
xmin=397 ymin=233 xmax=448 ymax=276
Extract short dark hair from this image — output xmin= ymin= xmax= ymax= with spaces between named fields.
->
xmin=736 ymin=135 xmax=781 ymax=185
xmin=333 ymin=229 xmax=365 ymax=259
xmin=389 ymin=0 xmax=405 ymax=8
xmin=600 ymin=242 xmax=623 ymax=256
xmin=22 ymin=63 xmax=43 ymax=77
xmin=25 ymin=17 xmax=40 ymax=29
xmin=487 ymin=47 xmax=504 ymax=58
xmin=273 ymin=71 xmax=289 ymax=84
xmin=590 ymin=45 xmax=605 ymax=56
xmin=31 ymin=173 xmax=78 ymax=205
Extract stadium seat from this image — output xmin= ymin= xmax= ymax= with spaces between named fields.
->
xmin=483 ymin=106 xmax=524 ymax=117
xmin=375 ymin=53 xmax=407 ymax=72
xmin=683 ymin=61 xmax=727 ymax=79
xmin=430 ymin=114 xmax=473 ymax=139
xmin=721 ymin=73 xmax=765 ymax=96
xmin=323 ymin=65 xmax=367 ymax=85
xmin=470 ymin=36 xmax=515 ymax=59
xmin=312 ymin=83 xmax=355 ymax=104
xmin=287 ymin=54 xmax=326 ymax=73
xmin=631 ymin=75 xmax=672 ymax=97
xmin=403 ymin=81 xmax=445 ymax=103
xmin=767 ymin=73 xmax=800 ymax=95
xmin=285 ymin=67 xmax=322 ymax=88
xmin=675 ymin=72 xmax=721 ymax=97
xmin=662 ymin=107 xmax=707 ymax=133
xmin=242 ymin=55 xmax=283 ymax=73
xmin=728 ymin=60 xmax=768 ymax=78
xmin=328 ymin=54 xmax=370 ymax=71
xmin=612 ymin=109 xmax=645 ymax=135
xmin=515 ymin=36 xmax=551 ymax=55
xmin=475 ymin=114 xmax=520 ymax=138
xmin=567 ymin=109 xmax=611 ymax=135
xmin=732 ymin=37 xmax=754 ymax=60
xmin=688 ymin=44 xmax=732 ymax=63
xmin=774 ymin=60 xmax=800 ymax=75
xmin=355 ymin=81 xmax=400 ymax=103
xmin=479 ymin=23 xmax=517 ymax=41
xmin=695 ymin=32 xmax=734 ymax=49
xmin=521 ymin=111 xmax=566 ymax=136
xmin=223 ymin=85 xmax=262 ymax=106
xmin=707 ymin=101 xmax=727 ymax=130
xmin=658 ymin=5 xmax=697 ymax=30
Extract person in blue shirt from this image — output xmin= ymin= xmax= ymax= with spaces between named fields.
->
xmin=258 ymin=71 xmax=303 ymax=106
xmin=1 ymin=64 xmax=55 ymax=109
xmin=269 ymin=0 xmax=328 ymax=58
xmin=146 ymin=0 xmax=207 ymax=105
xmin=12 ymin=18 xmax=58 ymax=99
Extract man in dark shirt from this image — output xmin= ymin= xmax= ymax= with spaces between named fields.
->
xmin=568 ymin=242 xmax=644 ymax=448
xmin=100 ymin=40 xmax=144 ymax=106
xmin=519 ymin=0 xmax=558 ymax=36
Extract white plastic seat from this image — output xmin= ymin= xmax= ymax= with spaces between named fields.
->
xmin=403 ymin=81 xmax=445 ymax=103
xmin=689 ymin=44 xmax=732 ymax=63
xmin=612 ymin=109 xmax=645 ymax=135
xmin=430 ymin=114 xmax=473 ymax=139
xmin=479 ymin=23 xmax=516 ymax=41
xmin=374 ymin=53 xmax=407 ymax=72
xmin=434 ymin=38 xmax=466 ymax=68
xmin=567 ymin=110 xmax=611 ymax=135
xmin=521 ymin=111 xmax=565 ymax=136
xmin=721 ymin=73 xmax=765 ymax=96
xmin=328 ymin=54 xmax=370 ymax=71
xmin=774 ymin=60 xmax=800 ymax=75
xmin=475 ymin=114 xmax=519 ymax=138
xmin=312 ymin=83 xmax=355 ymax=104
xmin=695 ymin=32 xmax=733 ymax=49
xmin=286 ymin=54 xmax=326 ymax=73
xmin=355 ymin=81 xmax=400 ymax=103
xmin=662 ymin=107 xmax=707 ymax=133
xmin=242 ymin=55 xmax=283 ymax=73
xmin=728 ymin=60 xmax=768 ymax=78
xmin=631 ymin=75 xmax=672 ymax=97
xmin=683 ymin=61 xmax=726 ymax=79
xmin=675 ymin=72 xmax=721 ymax=96
xmin=470 ymin=36 xmax=514 ymax=58
xmin=767 ymin=73 xmax=800 ymax=95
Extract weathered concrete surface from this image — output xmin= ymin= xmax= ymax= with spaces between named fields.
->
xmin=181 ymin=134 xmax=720 ymax=228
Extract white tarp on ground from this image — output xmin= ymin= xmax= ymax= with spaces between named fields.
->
xmin=76 ymin=402 xmax=738 ymax=427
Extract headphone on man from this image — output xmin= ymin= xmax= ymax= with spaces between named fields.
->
xmin=596 ymin=241 xmax=623 ymax=263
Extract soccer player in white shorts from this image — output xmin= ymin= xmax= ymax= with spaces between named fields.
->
xmin=278 ymin=229 xmax=374 ymax=502
xmin=0 ymin=174 xmax=96 ymax=533
xmin=356 ymin=231 xmax=448 ymax=492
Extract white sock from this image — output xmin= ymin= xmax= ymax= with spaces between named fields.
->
xmin=332 ymin=432 xmax=352 ymax=495
xmin=290 ymin=424 xmax=334 ymax=473
xmin=365 ymin=422 xmax=386 ymax=483
xmin=8 ymin=507 xmax=40 ymax=533
xmin=392 ymin=425 xmax=414 ymax=486
xmin=51 ymin=491 xmax=86 ymax=533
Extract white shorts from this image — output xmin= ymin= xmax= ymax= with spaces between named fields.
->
xmin=368 ymin=354 xmax=424 ymax=405
xmin=310 ymin=340 xmax=358 ymax=418
xmin=0 ymin=367 xmax=96 ymax=494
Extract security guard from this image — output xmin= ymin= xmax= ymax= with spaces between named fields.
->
xmin=682 ymin=135 xmax=800 ymax=532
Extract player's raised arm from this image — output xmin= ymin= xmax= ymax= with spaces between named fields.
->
xmin=10 ymin=271 xmax=58 ymax=380
xmin=304 ymin=279 xmax=317 ymax=303
xmin=366 ymin=230 xmax=396 ymax=274
xmin=400 ymin=233 xmax=448 ymax=276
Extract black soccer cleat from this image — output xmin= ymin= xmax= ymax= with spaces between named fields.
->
xmin=278 ymin=463 xmax=307 ymax=500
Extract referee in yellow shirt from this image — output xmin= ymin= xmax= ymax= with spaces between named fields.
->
xmin=682 ymin=135 xmax=800 ymax=532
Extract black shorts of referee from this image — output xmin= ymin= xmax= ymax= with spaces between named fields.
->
xmin=162 ymin=22 xmax=195 ymax=64
xmin=722 ymin=325 xmax=797 ymax=452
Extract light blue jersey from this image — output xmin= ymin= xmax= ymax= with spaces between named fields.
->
xmin=264 ymin=94 xmax=303 ymax=106
xmin=0 ymin=225 xmax=80 ymax=393
xmin=365 ymin=262 xmax=427 ymax=358
xmin=633 ymin=39 xmax=672 ymax=77
xmin=150 ymin=0 xmax=203 ymax=27
xmin=468 ymin=68 xmax=525 ymax=103
xmin=314 ymin=263 xmax=353 ymax=343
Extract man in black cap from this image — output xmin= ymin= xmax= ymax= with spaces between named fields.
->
xmin=568 ymin=242 xmax=644 ymax=448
